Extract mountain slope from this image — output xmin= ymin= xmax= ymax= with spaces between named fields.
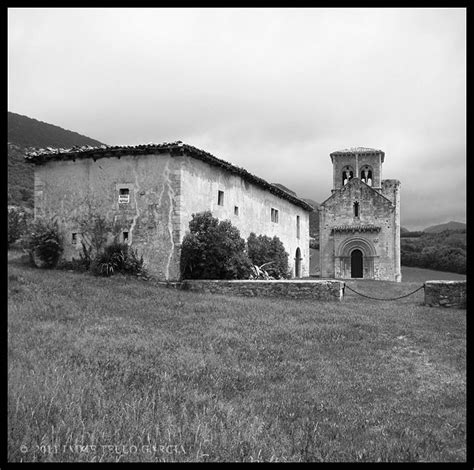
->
xmin=272 ymin=185 xmax=320 ymax=240
xmin=423 ymin=221 xmax=466 ymax=233
xmin=302 ymin=198 xmax=320 ymax=240
xmin=8 ymin=111 xmax=105 ymax=207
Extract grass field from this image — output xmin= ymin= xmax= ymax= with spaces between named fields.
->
xmin=400 ymin=266 xmax=466 ymax=283
xmin=8 ymin=253 xmax=466 ymax=462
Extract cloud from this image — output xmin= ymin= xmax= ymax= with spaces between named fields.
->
xmin=8 ymin=8 xmax=466 ymax=230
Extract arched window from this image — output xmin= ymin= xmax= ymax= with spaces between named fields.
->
xmin=360 ymin=166 xmax=373 ymax=186
xmin=342 ymin=166 xmax=354 ymax=185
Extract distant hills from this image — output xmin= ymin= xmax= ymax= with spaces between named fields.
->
xmin=8 ymin=111 xmax=104 ymax=207
xmin=272 ymin=183 xmax=297 ymax=197
xmin=423 ymin=221 xmax=466 ymax=233
xmin=301 ymin=198 xmax=320 ymax=240
xmin=401 ymin=222 xmax=465 ymax=235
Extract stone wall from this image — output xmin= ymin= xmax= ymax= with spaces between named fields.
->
xmin=34 ymin=150 xmax=311 ymax=281
xmin=319 ymin=178 xmax=400 ymax=281
xmin=180 ymin=279 xmax=345 ymax=300
xmin=424 ymin=281 xmax=466 ymax=309
xmin=34 ymin=152 xmax=183 ymax=280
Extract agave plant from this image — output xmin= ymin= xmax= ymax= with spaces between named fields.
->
xmin=249 ymin=261 xmax=275 ymax=280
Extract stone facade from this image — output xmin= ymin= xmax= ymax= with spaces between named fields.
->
xmin=319 ymin=147 xmax=401 ymax=282
xmin=424 ymin=281 xmax=466 ymax=308
xmin=28 ymin=142 xmax=312 ymax=280
xmin=180 ymin=279 xmax=345 ymax=300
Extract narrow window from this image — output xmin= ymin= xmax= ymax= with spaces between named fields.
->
xmin=72 ymin=233 xmax=78 ymax=245
xmin=119 ymin=188 xmax=130 ymax=204
xmin=217 ymin=190 xmax=224 ymax=206
xmin=123 ymin=231 xmax=129 ymax=242
xmin=234 ymin=206 xmax=239 ymax=216
xmin=271 ymin=208 xmax=279 ymax=223
xmin=354 ymin=202 xmax=359 ymax=217
xmin=296 ymin=215 xmax=300 ymax=239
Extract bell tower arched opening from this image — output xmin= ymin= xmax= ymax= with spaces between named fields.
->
xmin=360 ymin=165 xmax=373 ymax=186
xmin=342 ymin=166 xmax=354 ymax=186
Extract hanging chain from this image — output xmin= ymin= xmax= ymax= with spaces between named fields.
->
xmin=344 ymin=284 xmax=425 ymax=301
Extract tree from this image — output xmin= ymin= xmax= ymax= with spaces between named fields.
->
xmin=247 ymin=232 xmax=290 ymax=279
xmin=180 ymin=211 xmax=252 ymax=280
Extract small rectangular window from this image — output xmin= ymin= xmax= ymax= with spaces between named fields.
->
xmin=123 ymin=231 xmax=129 ymax=242
xmin=271 ymin=208 xmax=279 ymax=223
xmin=72 ymin=233 xmax=78 ymax=245
xmin=296 ymin=215 xmax=300 ymax=239
xmin=218 ymin=190 xmax=224 ymax=206
xmin=119 ymin=188 xmax=130 ymax=204
xmin=234 ymin=206 xmax=239 ymax=216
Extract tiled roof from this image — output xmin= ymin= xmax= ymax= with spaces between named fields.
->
xmin=24 ymin=141 xmax=314 ymax=211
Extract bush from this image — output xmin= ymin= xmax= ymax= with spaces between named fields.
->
xmin=25 ymin=218 xmax=63 ymax=268
xmin=91 ymin=242 xmax=146 ymax=277
xmin=180 ymin=211 xmax=252 ymax=280
xmin=247 ymin=232 xmax=290 ymax=279
xmin=8 ymin=207 xmax=29 ymax=247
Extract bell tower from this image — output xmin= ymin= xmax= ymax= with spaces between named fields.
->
xmin=319 ymin=146 xmax=401 ymax=282
xmin=330 ymin=147 xmax=385 ymax=191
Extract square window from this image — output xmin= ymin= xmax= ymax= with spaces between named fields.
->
xmin=218 ymin=190 xmax=224 ymax=206
xmin=123 ymin=231 xmax=129 ymax=242
xmin=234 ymin=206 xmax=239 ymax=216
xmin=118 ymin=188 xmax=130 ymax=204
xmin=72 ymin=233 xmax=78 ymax=245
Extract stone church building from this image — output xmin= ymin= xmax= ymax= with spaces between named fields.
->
xmin=26 ymin=142 xmax=313 ymax=280
xmin=318 ymin=147 xmax=401 ymax=282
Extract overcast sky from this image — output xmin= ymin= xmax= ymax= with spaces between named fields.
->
xmin=8 ymin=8 xmax=466 ymax=230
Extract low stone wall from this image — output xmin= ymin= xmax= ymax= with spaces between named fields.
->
xmin=180 ymin=279 xmax=345 ymax=301
xmin=424 ymin=280 xmax=466 ymax=309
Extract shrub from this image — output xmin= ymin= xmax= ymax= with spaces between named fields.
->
xmin=247 ymin=232 xmax=290 ymax=279
xmin=180 ymin=211 xmax=252 ymax=280
xmin=8 ymin=207 xmax=29 ymax=247
xmin=25 ymin=218 xmax=63 ymax=268
xmin=91 ymin=242 xmax=146 ymax=277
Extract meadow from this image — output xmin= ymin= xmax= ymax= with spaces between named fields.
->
xmin=8 ymin=253 xmax=466 ymax=462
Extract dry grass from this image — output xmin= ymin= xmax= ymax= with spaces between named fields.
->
xmin=8 ymin=253 xmax=466 ymax=462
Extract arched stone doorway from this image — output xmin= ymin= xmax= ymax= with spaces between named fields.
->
xmin=351 ymin=249 xmax=363 ymax=278
xmin=295 ymin=247 xmax=302 ymax=278
xmin=335 ymin=237 xmax=377 ymax=279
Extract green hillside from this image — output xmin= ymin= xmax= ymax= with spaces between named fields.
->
xmin=302 ymin=198 xmax=320 ymax=243
xmin=423 ymin=221 xmax=466 ymax=233
xmin=8 ymin=112 xmax=105 ymax=207
xmin=401 ymin=229 xmax=466 ymax=274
